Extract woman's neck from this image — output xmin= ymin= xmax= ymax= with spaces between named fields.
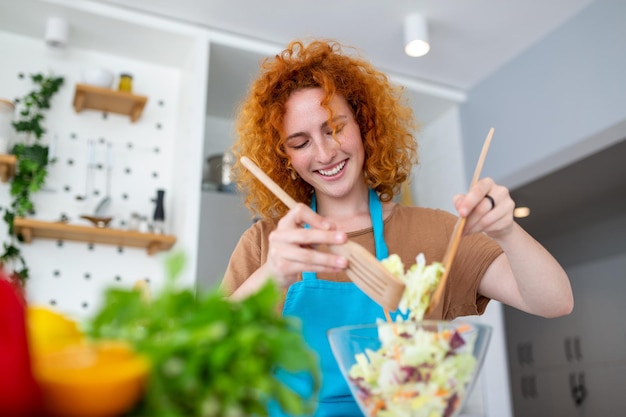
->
xmin=315 ymin=185 xmax=372 ymax=232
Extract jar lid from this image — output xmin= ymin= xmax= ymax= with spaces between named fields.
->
xmin=0 ymin=98 xmax=15 ymax=109
xmin=120 ymin=73 xmax=133 ymax=78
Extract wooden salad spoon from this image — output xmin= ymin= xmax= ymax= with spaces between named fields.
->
xmin=426 ymin=127 xmax=495 ymax=314
xmin=240 ymin=156 xmax=406 ymax=311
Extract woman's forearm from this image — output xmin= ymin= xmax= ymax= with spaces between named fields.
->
xmin=481 ymin=223 xmax=574 ymax=318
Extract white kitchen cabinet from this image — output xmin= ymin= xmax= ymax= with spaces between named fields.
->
xmin=506 ymin=253 xmax=626 ymax=416
xmin=569 ymin=255 xmax=626 ymax=365
xmin=195 ymin=190 xmax=254 ymax=290
xmin=505 ymin=304 xmax=580 ymax=372
xmin=509 ymin=369 xmax=574 ymax=417
xmin=511 ymin=364 xmax=626 ymax=417
xmin=579 ymin=363 xmax=626 ymax=417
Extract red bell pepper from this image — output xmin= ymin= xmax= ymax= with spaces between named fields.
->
xmin=0 ymin=269 xmax=44 ymax=416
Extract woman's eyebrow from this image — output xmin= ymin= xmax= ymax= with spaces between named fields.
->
xmin=285 ymin=115 xmax=349 ymax=141
xmin=284 ymin=131 xmax=306 ymax=142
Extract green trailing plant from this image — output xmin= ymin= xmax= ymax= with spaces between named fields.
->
xmin=0 ymin=73 xmax=64 ymax=285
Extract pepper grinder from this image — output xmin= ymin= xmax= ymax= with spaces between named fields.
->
xmin=152 ymin=189 xmax=165 ymax=234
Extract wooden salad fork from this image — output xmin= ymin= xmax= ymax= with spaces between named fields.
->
xmin=426 ymin=127 xmax=495 ymax=314
xmin=240 ymin=156 xmax=406 ymax=311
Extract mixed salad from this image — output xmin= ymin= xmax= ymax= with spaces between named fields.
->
xmin=346 ymin=254 xmax=479 ymax=417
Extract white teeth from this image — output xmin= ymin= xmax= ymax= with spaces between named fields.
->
xmin=318 ymin=161 xmax=346 ymax=176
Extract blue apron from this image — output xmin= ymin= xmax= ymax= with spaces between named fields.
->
xmin=268 ymin=189 xmax=390 ymax=417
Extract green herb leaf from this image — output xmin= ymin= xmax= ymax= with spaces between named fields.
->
xmin=86 ymin=252 xmax=320 ymax=416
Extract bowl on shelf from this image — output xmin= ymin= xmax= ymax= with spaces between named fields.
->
xmin=80 ymin=215 xmax=113 ymax=228
xmin=32 ymin=341 xmax=149 ymax=417
xmin=327 ymin=320 xmax=492 ymax=417
xmin=81 ymin=67 xmax=114 ymax=88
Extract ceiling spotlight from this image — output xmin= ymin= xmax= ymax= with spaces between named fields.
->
xmin=514 ymin=206 xmax=531 ymax=218
xmin=45 ymin=17 xmax=70 ymax=48
xmin=404 ymin=13 xmax=430 ymax=57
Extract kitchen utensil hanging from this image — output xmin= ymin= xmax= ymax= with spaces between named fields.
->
xmin=76 ymin=138 xmax=96 ymax=201
xmin=94 ymin=141 xmax=113 ymax=216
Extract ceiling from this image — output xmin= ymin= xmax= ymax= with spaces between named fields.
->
xmin=93 ymin=0 xmax=596 ymax=92
xmin=6 ymin=0 xmax=622 ymax=243
xmin=1 ymin=0 xmax=598 ymax=123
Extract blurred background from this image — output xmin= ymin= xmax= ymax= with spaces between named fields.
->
xmin=0 ymin=1 xmax=624 ymax=415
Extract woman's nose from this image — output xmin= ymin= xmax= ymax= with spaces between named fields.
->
xmin=314 ymin=137 xmax=339 ymax=163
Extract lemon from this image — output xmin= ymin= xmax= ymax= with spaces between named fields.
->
xmin=27 ymin=305 xmax=84 ymax=355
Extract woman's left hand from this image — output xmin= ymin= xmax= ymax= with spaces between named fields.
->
xmin=453 ymin=177 xmax=516 ymax=240
xmin=458 ymin=177 xmax=574 ymax=319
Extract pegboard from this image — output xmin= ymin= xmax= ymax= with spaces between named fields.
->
xmin=0 ymin=31 xmax=185 ymax=321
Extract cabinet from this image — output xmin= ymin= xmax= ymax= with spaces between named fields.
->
xmin=72 ymin=84 xmax=148 ymax=122
xmin=505 ymin=253 xmax=626 ymax=416
xmin=506 ymin=308 xmax=581 ymax=373
xmin=195 ymin=191 xmax=253 ymax=290
xmin=0 ymin=153 xmax=16 ymax=182
xmin=13 ymin=217 xmax=175 ymax=255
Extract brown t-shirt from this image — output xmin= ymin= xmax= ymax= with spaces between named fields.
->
xmin=220 ymin=204 xmax=503 ymax=320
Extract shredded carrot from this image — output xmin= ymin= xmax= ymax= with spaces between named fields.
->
xmin=456 ymin=323 xmax=473 ymax=333
xmin=383 ymin=308 xmax=399 ymax=336
xmin=392 ymin=344 xmax=401 ymax=362
xmin=436 ymin=387 xmax=449 ymax=397
xmin=393 ymin=390 xmax=418 ymax=400
xmin=370 ymin=399 xmax=386 ymax=416
xmin=435 ymin=329 xmax=453 ymax=341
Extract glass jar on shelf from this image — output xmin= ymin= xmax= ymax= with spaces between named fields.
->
xmin=0 ymin=98 xmax=15 ymax=154
xmin=118 ymin=73 xmax=133 ymax=93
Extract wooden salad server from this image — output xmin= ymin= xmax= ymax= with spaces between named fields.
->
xmin=426 ymin=127 xmax=495 ymax=314
xmin=241 ymin=156 xmax=406 ymax=311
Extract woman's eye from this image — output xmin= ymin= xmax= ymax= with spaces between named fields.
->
xmin=291 ymin=140 xmax=308 ymax=149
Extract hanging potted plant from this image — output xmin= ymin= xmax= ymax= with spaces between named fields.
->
xmin=0 ymin=73 xmax=64 ymax=289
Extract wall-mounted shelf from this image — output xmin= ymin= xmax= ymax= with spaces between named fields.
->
xmin=72 ymin=83 xmax=148 ymax=122
xmin=0 ymin=153 xmax=17 ymax=182
xmin=13 ymin=217 xmax=175 ymax=255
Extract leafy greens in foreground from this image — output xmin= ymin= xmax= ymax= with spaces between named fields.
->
xmin=86 ymin=253 xmax=320 ymax=417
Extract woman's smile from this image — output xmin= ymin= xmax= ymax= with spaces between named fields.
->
xmin=317 ymin=160 xmax=347 ymax=177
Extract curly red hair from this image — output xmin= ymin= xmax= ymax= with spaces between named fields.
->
xmin=232 ymin=39 xmax=419 ymax=220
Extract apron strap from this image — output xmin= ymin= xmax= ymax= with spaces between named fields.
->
xmin=369 ymin=188 xmax=388 ymax=260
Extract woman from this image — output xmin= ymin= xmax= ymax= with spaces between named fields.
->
xmin=221 ymin=39 xmax=573 ymax=416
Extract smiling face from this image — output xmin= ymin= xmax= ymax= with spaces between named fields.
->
xmin=282 ymin=88 xmax=367 ymax=202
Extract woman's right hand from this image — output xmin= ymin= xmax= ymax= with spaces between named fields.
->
xmin=263 ymin=203 xmax=348 ymax=287
xmin=229 ymin=203 xmax=348 ymax=301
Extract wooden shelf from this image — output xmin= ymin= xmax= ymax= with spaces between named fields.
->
xmin=13 ymin=217 xmax=176 ymax=255
xmin=0 ymin=153 xmax=17 ymax=182
xmin=72 ymin=83 xmax=148 ymax=122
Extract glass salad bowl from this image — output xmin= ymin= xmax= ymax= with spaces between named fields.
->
xmin=327 ymin=320 xmax=492 ymax=417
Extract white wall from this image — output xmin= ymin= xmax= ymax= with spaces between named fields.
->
xmin=461 ymin=0 xmax=626 ymax=189
xmin=411 ymin=106 xmax=466 ymax=212
xmin=0 ymin=15 xmax=203 ymax=320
